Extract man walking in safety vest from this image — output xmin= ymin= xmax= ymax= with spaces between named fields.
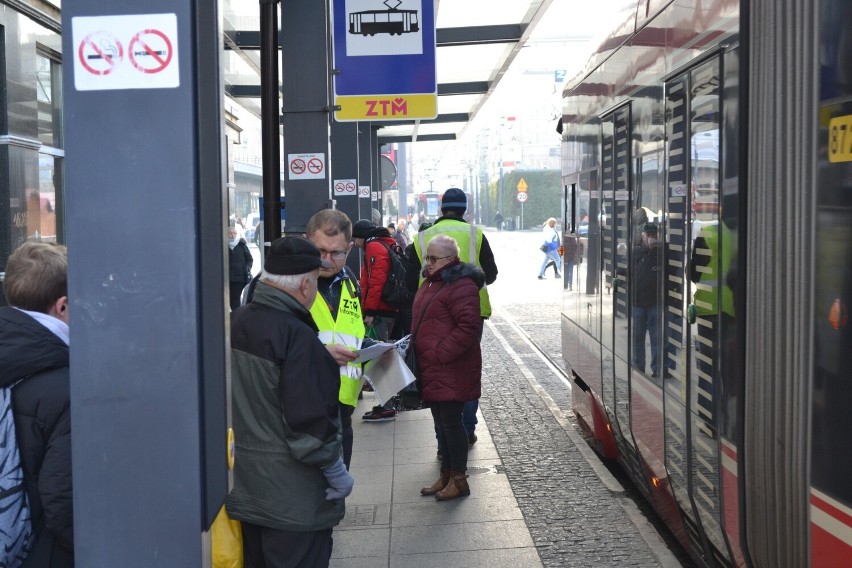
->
xmin=406 ymin=188 xmax=498 ymax=449
xmin=306 ymin=210 xmax=368 ymax=468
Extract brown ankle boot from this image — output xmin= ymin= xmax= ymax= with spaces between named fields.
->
xmin=420 ymin=469 xmax=451 ymax=496
xmin=435 ymin=471 xmax=470 ymax=501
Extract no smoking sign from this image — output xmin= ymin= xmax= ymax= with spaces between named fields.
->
xmin=72 ymin=13 xmax=179 ymax=91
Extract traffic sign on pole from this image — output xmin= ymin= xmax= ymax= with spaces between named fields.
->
xmin=517 ymin=178 xmax=528 ymax=192
xmin=331 ymin=0 xmax=437 ymax=121
xmin=516 ymin=191 xmax=528 ymax=203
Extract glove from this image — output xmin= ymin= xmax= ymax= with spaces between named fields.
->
xmin=322 ymin=458 xmax=354 ymax=501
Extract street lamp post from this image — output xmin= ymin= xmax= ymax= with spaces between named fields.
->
xmin=498 ymin=135 xmax=504 ymax=222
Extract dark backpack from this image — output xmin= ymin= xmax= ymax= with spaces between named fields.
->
xmin=370 ymin=240 xmax=413 ymax=308
xmin=0 ymin=384 xmax=34 ymax=567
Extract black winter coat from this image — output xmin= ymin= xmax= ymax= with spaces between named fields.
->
xmin=229 ymin=239 xmax=253 ymax=284
xmin=0 ymin=307 xmax=73 ymax=568
xmin=632 ymin=243 xmax=661 ymax=307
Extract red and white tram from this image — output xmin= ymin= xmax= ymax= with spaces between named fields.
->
xmin=559 ymin=0 xmax=852 ymax=565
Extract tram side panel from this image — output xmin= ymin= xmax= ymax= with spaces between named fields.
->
xmin=812 ymin=0 xmax=852 ymax=560
xmin=560 ymin=0 xmax=745 ymax=565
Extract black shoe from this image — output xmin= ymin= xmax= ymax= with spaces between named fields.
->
xmin=467 ymin=432 xmax=478 ymax=448
xmin=537 ymin=275 xmax=545 ymax=280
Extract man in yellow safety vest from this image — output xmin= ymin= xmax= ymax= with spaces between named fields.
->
xmin=306 ymin=210 xmax=368 ymax=468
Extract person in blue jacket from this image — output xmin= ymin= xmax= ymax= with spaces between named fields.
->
xmin=537 ymin=217 xmax=562 ymax=279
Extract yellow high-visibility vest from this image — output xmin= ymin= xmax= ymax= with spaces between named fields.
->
xmin=310 ymin=278 xmax=366 ymax=407
xmin=693 ymin=224 xmax=735 ymax=318
xmin=415 ymin=219 xmax=492 ymax=317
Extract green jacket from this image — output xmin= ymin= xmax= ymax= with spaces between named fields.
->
xmin=226 ymin=282 xmax=345 ymax=531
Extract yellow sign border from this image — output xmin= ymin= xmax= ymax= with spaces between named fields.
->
xmin=334 ymin=93 xmax=437 ymax=122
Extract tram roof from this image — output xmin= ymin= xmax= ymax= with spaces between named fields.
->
xmin=223 ymin=0 xmax=556 ymax=144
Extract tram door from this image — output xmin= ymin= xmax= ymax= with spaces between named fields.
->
xmin=600 ymin=105 xmax=635 ymax=453
xmin=664 ymin=55 xmax=729 ymax=563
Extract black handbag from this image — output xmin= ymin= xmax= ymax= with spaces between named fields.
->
xmin=539 ymin=243 xmax=548 ymax=252
xmin=399 ymin=346 xmax=422 ymax=410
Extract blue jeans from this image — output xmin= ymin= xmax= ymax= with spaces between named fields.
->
xmin=632 ymin=304 xmax=660 ymax=375
xmin=538 ymin=250 xmax=562 ymax=276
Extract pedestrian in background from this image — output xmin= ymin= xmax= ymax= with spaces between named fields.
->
xmin=493 ymin=211 xmax=504 ymax=231
xmin=563 ymin=232 xmax=583 ymax=291
xmin=415 ymin=235 xmax=484 ymax=501
xmin=387 ymin=222 xmax=408 ymax=249
xmin=537 ymin=217 xmax=562 ymax=280
xmin=353 ymin=219 xmax=402 ymax=422
xmin=226 ymin=237 xmax=353 ymax=568
xmin=228 ymin=226 xmax=253 ymax=311
xmin=632 ymin=222 xmax=663 ymax=377
xmin=0 ymin=242 xmax=74 ymax=567
xmin=352 ymin=220 xmax=399 ymax=343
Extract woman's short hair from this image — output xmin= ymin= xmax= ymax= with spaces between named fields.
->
xmin=543 ymin=217 xmax=557 ymax=228
xmin=3 ymin=242 xmax=68 ymax=312
xmin=306 ymin=209 xmax=352 ymax=242
xmin=427 ymin=234 xmax=460 ymax=258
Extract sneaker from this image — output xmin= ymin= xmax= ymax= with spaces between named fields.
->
xmin=362 ymin=407 xmax=397 ymax=422
xmin=467 ymin=432 xmax=478 ymax=448
xmin=537 ymin=275 xmax=545 ymax=280
xmin=554 ymin=273 xmax=562 ymax=278
xmin=362 ymin=405 xmax=383 ymax=419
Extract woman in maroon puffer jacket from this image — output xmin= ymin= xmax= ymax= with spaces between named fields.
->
xmin=413 ymin=234 xmax=485 ymax=501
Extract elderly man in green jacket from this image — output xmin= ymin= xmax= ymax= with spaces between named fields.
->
xmin=226 ymin=237 xmax=354 ymax=568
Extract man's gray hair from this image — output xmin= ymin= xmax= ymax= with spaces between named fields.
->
xmin=260 ymin=270 xmax=314 ymax=290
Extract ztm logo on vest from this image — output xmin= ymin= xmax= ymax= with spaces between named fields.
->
xmin=340 ymin=298 xmax=359 ymax=317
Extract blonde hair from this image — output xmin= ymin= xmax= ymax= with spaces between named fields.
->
xmin=543 ymin=217 xmax=557 ymax=228
xmin=3 ymin=242 xmax=68 ymax=312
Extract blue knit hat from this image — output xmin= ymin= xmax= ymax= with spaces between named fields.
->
xmin=441 ymin=188 xmax=467 ymax=212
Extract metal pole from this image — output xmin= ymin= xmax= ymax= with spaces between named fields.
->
xmin=260 ymin=0 xmax=281 ymax=253
xmin=499 ymin=121 xmax=505 ymax=221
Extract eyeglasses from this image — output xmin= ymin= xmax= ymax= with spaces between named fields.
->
xmin=424 ymin=254 xmax=453 ymax=264
xmin=318 ymin=249 xmax=349 ymax=260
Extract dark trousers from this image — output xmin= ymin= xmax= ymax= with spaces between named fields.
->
xmin=229 ymin=281 xmax=245 ymax=310
xmin=242 ymin=522 xmax=333 ymax=568
xmin=341 ymin=404 xmax=354 ymax=469
xmin=431 ymin=401 xmax=467 ymax=472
